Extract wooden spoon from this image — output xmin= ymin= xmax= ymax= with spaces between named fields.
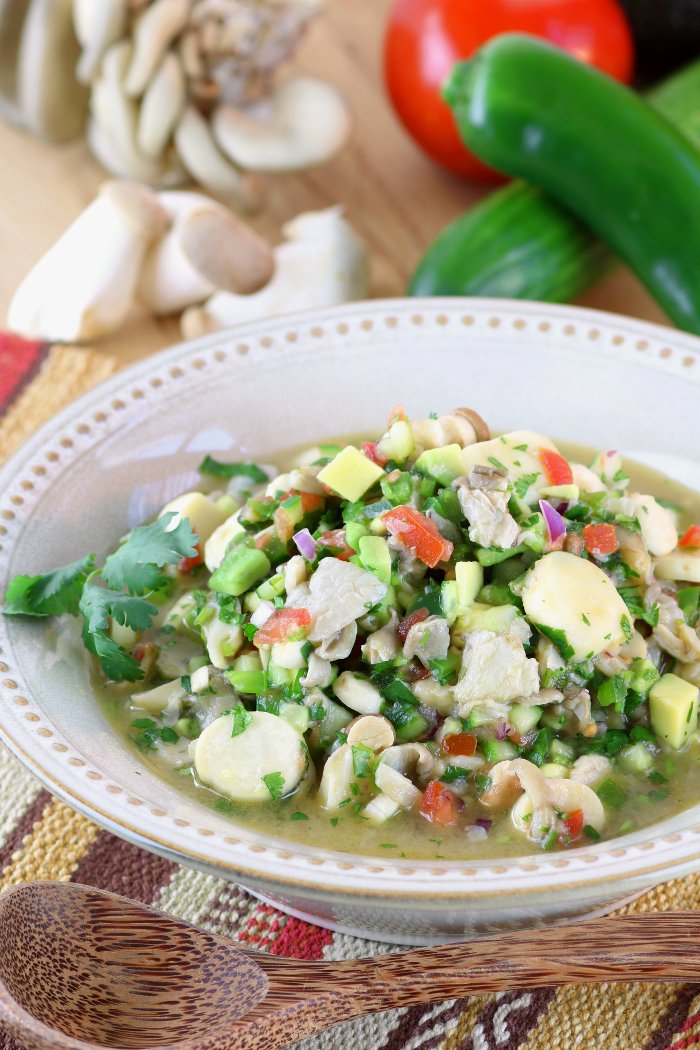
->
xmin=1 ymin=881 xmax=699 ymax=1050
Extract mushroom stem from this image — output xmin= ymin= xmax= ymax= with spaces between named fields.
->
xmin=213 ymin=75 xmax=350 ymax=173
xmin=8 ymin=180 xmax=168 ymax=342
xmin=138 ymin=198 xmax=274 ymax=315
xmin=124 ymin=0 xmax=191 ymax=98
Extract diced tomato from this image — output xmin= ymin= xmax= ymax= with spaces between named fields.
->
xmin=583 ymin=523 xmax=618 ymax=556
xmin=317 ymin=528 xmax=355 ymax=560
xmin=274 ymin=506 xmax=295 ymax=543
xmin=680 ymin=525 xmax=700 ymax=549
xmin=420 ymin=781 xmax=461 ymax=826
xmin=382 ymin=506 xmax=453 ymax=568
xmin=362 ymin=441 xmax=388 ymax=467
xmin=254 ymin=530 xmax=272 ymax=550
xmin=442 ymin=732 xmax=478 ymax=757
xmin=300 ymin=491 xmax=324 ymax=513
xmin=253 ymin=608 xmax=312 ymax=647
xmin=406 ymin=662 xmax=432 ymax=682
xmin=562 ymin=808 xmax=585 ymax=841
xmin=539 ymin=448 xmax=574 ymax=487
xmin=133 ymin=645 xmax=146 ymax=663
xmin=397 ymin=606 xmax=429 ymax=641
xmin=178 ymin=544 xmax=203 ymax=573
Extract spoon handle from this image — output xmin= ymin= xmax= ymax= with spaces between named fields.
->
xmin=246 ymin=910 xmax=700 ymax=1049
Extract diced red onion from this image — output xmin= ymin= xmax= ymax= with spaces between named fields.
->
xmin=293 ymin=528 xmax=317 ymax=561
xmin=496 ymin=722 xmax=510 ymax=741
xmin=250 ymin=600 xmax=275 ymax=628
xmin=539 ymin=499 xmax=567 ymax=544
xmin=474 ymin=818 xmax=493 ymax=831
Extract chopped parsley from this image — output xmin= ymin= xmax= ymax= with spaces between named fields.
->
xmin=262 ymin=771 xmax=285 ymax=800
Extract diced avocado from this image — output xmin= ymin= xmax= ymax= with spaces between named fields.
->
xmin=481 ymin=738 xmax=518 ymax=762
xmin=629 ymin=658 xmax=660 ymax=695
xmin=415 ymin=443 xmax=465 ymax=486
xmin=307 ymin=695 xmax=353 ymax=750
xmin=618 ymin=742 xmax=654 ymax=773
xmin=279 ymin=701 xmax=310 ymax=734
xmin=210 ymin=545 xmax=271 ymax=596
xmin=225 ymin=669 xmax=267 ymax=694
xmin=376 ymin=420 xmax=414 ymax=464
xmin=266 ymin=660 xmax=294 ymax=687
xmin=540 ymin=484 xmax=580 ymax=502
xmin=540 ymin=762 xmax=568 ymax=779
xmin=345 ymin=521 xmax=369 ymax=551
xmin=358 ymin=535 xmax=392 ymax=584
xmin=456 ymin=602 xmax=522 ymax=635
xmin=318 ymin=446 xmax=385 ymax=501
xmin=649 ymin=674 xmax=700 ymax=749
xmin=456 ymin=561 xmax=483 ymax=608
xmin=509 ymin=703 xmax=542 ymax=735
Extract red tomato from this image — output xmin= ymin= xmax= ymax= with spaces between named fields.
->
xmin=679 ymin=525 xmax=700 ymax=549
xmin=562 ymin=808 xmax=585 ymax=840
xmin=539 ymin=448 xmax=574 ymax=487
xmin=583 ymin=523 xmax=618 ymax=556
xmin=253 ymin=608 xmax=311 ymax=646
xmin=299 ymin=491 xmax=324 ymax=513
xmin=178 ymin=544 xmax=203 ymax=573
xmin=442 ymin=732 xmax=478 ymax=757
xmin=361 ymin=441 xmax=388 ymax=467
xmin=317 ymin=528 xmax=355 ymax=560
xmin=420 ymin=780 xmax=461 ymax=825
xmin=398 ymin=606 xmax=429 ymax=641
xmin=384 ymin=0 xmax=634 ymax=181
xmin=383 ymin=505 xmax=454 ymax=568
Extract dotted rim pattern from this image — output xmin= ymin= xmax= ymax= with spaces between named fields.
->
xmin=0 ymin=297 xmax=699 ymax=904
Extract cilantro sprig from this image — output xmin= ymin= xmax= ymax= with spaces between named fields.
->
xmin=3 ymin=512 xmax=198 ymax=682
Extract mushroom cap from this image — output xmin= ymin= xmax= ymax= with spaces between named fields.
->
xmin=346 ymin=715 xmax=395 ymax=752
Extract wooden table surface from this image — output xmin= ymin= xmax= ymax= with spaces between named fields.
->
xmin=0 ymin=0 xmax=670 ymax=369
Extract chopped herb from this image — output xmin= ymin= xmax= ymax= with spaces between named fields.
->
xmin=583 ymin=825 xmax=601 ymax=842
xmin=533 ymin=623 xmax=574 ymax=662
xmin=474 ymin=773 xmax=493 ymax=794
xmin=441 ymin=764 xmax=469 ymax=784
xmin=291 ymin=812 xmax=309 ymax=821
xmin=180 ymin=674 xmax=192 ymax=693
xmin=513 ymin=472 xmax=539 ymax=498
xmin=243 ymin=623 xmax=259 ymax=641
xmin=159 ymin=727 xmax=178 ymax=743
xmin=309 ymin=702 xmax=326 ymax=722
xmin=620 ymin=615 xmax=633 ymax=642
xmin=198 ymin=456 xmax=267 ymax=483
xmin=102 ymin=513 xmax=197 ymax=595
xmin=678 ymin=587 xmax=700 ymax=628
xmin=513 ymin=444 xmax=529 ymax=452
xmin=131 ymin=718 xmax=157 ymax=729
xmin=613 ymin=468 xmax=629 ymax=484
xmin=231 ymin=707 xmax=252 ymax=737
xmin=351 ymin=743 xmax=373 ymax=779
xmin=330 ymin=817 xmax=339 ymax=826
xmin=597 ymin=779 xmax=628 ymax=809
xmin=487 ymin=456 xmax=508 ymax=471
xmin=380 ymin=843 xmax=398 ymax=849
xmin=262 ymin=771 xmax=285 ymax=800
xmin=617 ymin=587 xmax=659 ymax=627
xmin=582 ymin=613 xmax=591 ymax=626
xmin=3 ymin=554 xmax=95 ymax=618
xmin=349 ymin=781 xmax=360 ymax=796
xmin=648 ymin=788 xmax=669 ymax=802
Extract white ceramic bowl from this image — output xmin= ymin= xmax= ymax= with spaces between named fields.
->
xmin=1 ymin=298 xmax=700 ymax=945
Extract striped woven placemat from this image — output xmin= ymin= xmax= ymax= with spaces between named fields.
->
xmin=1 ymin=332 xmax=699 ymax=1050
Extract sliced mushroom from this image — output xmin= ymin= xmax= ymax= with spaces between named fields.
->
xmin=410 ymin=677 xmax=455 ymax=716
xmin=73 ymin=0 xmax=129 ymax=83
xmin=174 ymin=105 xmax=264 ymax=211
xmin=18 ymin=0 xmax=88 ymax=142
xmin=202 ymin=615 xmax=242 ymax=669
xmin=131 ymin=678 xmax=186 ymax=716
xmin=511 ymin=776 xmax=605 ymax=837
xmin=362 ymin=792 xmax=402 ymax=824
xmin=411 ymin=409 xmax=489 ymax=456
xmin=300 ymin=652 xmax=333 ymax=689
xmin=8 ymin=179 xmax=168 ymax=342
xmin=333 ymin=672 xmax=383 ymax=715
xmin=374 ymin=743 xmax=435 ymax=810
xmin=345 ymin=715 xmax=395 ymax=751
xmin=317 ymin=744 xmax=354 ymax=810
xmin=194 ymin=711 xmax=307 ymax=803
xmin=213 ymin=75 xmax=350 ymax=173
xmin=361 ymin=612 xmax=401 ymax=665
xmin=317 ymin=622 xmax=357 ymax=661
xmin=181 ymin=206 xmax=369 ymax=337
xmin=629 ymin=494 xmax=678 ymax=557
xmin=570 ymin=754 xmax=612 ymax=787
xmin=284 ymin=554 xmax=307 ymax=598
xmin=655 ymin=551 xmax=700 ymax=584
xmin=124 ymin=0 xmax=191 ymax=97
xmin=137 ymin=51 xmax=186 ymax=159
xmin=402 ymin=614 xmax=450 ymax=667
xmin=138 ymin=198 xmax=275 ymax=315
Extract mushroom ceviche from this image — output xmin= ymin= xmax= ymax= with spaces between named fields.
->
xmin=5 ymin=406 xmax=700 ymax=860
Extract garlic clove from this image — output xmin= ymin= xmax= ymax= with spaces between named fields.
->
xmin=73 ymin=0 xmax=129 ymax=84
xmin=137 ymin=51 xmax=186 ymax=159
xmin=174 ymin=105 xmax=264 ymax=212
xmin=124 ymin=0 xmax=191 ymax=98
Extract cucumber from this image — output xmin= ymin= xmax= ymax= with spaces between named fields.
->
xmin=409 ymin=59 xmax=700 ymax=304
xmin=481 ymin=738 xmax=519 ymax=762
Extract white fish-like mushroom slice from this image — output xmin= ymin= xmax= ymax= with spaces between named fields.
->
xmin=180 ymin=206 xmax=369 ymax=337
xmin=136 ymin=51 xmax=186 ymax=159
xmin=138 ymin=198 xmax=275 ymax=315
xmin=17 ymin=0 xmax=88 ymax=142
xmin=213 ymin=76 xmax=350 ymax=173
xmin=174 ymin=105 xmax=264 ymax=212
xmin=333 ymin=672 xmax=383 ymax=715
xmin=7 ymin=179 xmax=168 ymax=342
xmin=317 ymin=744 xmax=355 ymax=810
xmin=73 ymin=0 xmax=129 ymax=84
xmin=131 ymin=678 xmax=186 ymax=716
xmin=374 ymin=744 xmax=436 ymax=811
xmin=655 ymin=551 xmax=700 ymax=584
xmin=410 ymin=408 xmax=490 ymax=457
xmin=345 ymin=715 xmax=395 ymax=751
xmin=511 ymin=776 xmax=605 ymax=838
xmin=194 ymin=711 xmax=307 ymax=803
xmin=362 ymin=793 xmax=402 ymax=824
xmin=569 ymin=754 xmax=612 ymax=787
xmin=124 ymin=0 xmax=191 ymax=98
xmin=629 ymin=494 xmax=678 ymax=557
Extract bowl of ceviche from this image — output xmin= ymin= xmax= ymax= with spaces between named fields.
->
xmin=1 ymin=298 xmax=699 ymax=945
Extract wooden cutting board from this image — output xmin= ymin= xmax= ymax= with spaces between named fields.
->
xmin=0 ymin=0 xmax=669 ymax=370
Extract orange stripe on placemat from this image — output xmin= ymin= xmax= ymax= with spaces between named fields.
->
xmin=70 ymin=828 xmax=178 ymax=903
xmin=0 ymin=796 xmax=99 ymax=889
xmin=0 ymin=790 xmax=52 ymax=871
xmin=0 ymin=334 xmax=49 ymax=416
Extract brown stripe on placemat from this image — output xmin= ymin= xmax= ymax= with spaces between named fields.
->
xmin=455 ymin=988 xmax=557 ymax=1050
xmin=70 ymin=829 xmax=178 ymax=902
xmin=646 ymin=990 xmax=700 ymax=1050
xmin=0 ymin=789 xmax=52 ymax=872
xmin=0 ymin=344 xmax=118 ymax=461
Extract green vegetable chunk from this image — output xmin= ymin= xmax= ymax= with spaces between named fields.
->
xmin=210 ymin=546 xmax=271 ymax=596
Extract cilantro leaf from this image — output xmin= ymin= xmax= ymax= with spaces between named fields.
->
xmin=102 ymin=513 xmax=198 ymax=595
xmin=533 ymin=622 xmax=575 ymax=661
xmin=231 ymin=707 xmax=252 ymax=737
xmin=262 ymin=771 xmax=285 ymax=800
xmin=617 ymin=587 xmax=659 ymax=627
xmin=513 ymin=472 xmax=539 ymax=499
xmin=3 ymin=555 xmax=94 ymax=618
xmin=79 ymin=582 xmax=157 ymax=682
xmin=198 ymin=456 xmax=267 ymax=484
xmin=679 ymin=587 xmax=700 ymax=628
